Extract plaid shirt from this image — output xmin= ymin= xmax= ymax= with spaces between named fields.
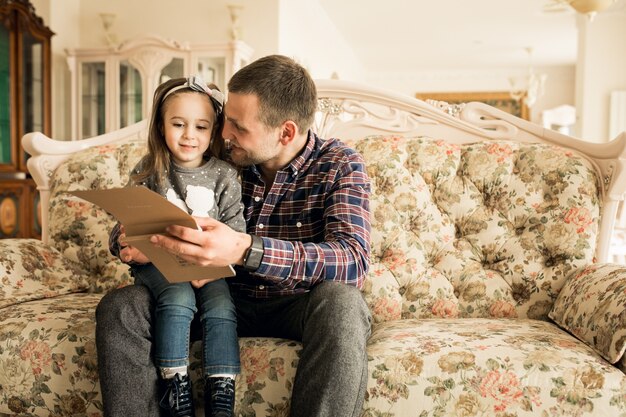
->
xmin=229 ymin=131 xmax=371 ymax=298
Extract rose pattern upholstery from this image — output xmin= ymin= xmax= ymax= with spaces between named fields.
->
xmin=2 ymin=134 xmax=626 ymax=417
xmin=549 ymin=263 xmax=626 ymax=364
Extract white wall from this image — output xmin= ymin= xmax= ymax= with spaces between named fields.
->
xmin=37 ymin=0 xmax=366 ymax=138
xmin=576 ymin=12 xmax=626 ymax=142
xmin=366 ymin=65 xmax=575 ymax=124
xmin=34 ymin=0 xmax=281 ymax=139
xmin=66 ymin=0 xmax=365 ymax=76
xmin=78 ymin=1 xmax=231 ymax=48
xmin=73 ymin=0 xmax=277 ymax=52
xmin=30 ymin=0 xmax=78 ymax=139
xmin=29 ymin=0 xmax=578 ymax=137
xmin=277 ymin=0 xmax=364 ymax=81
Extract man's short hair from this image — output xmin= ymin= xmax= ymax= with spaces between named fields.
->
xmin=228 ymin=55 xmax=317 ymax=132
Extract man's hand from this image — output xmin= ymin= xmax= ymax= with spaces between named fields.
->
xmin=150 ymin=217 xmax=252 ymax=269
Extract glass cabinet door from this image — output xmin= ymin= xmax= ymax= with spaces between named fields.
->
xmin=119 ymin=60 xmax=142 ymax=128
xmin=81 ymin=62 xmax=105 ymax=138
xmin=67 ymin=39 xmax=253 ymax=141
xmin=21 ymin=31 xmax=43 ymax=141
xmin=0 ymin=8 xmax=50 ymax=172
xmin=196 ymin=57 xmax=225 ymax=88
xmin=0 ymin=22 xmax=10 ymax=167
xmin=159 ymin=57 xmax=184 ymax=84
xmin=20 ymin=30 xmax=44 ymax=170
xmin=0 ymin=0 xmax=51 ymax=239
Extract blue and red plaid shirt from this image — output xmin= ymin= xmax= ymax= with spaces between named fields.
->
xmin=230 ymin=130 xmax=371 ymax=298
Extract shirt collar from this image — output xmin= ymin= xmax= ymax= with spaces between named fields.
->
xmin=247 ymin=129 xmax=319 ymax=179
xmin=285 ymin=129 xmax=317 ymax=175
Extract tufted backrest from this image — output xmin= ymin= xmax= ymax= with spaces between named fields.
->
xmin=47 ymin=142 xmax=147 ymax=292
xmin=45 ymin=134 xmax=602 ymax=320
xmin=353 ymin=136 xmax=601 ymax=324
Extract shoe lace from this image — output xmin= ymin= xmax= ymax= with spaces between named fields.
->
xmin=160 ymin=374 xmax=193 ymax=414
xmin=173 ymin=378 xmax=183 ymax=409
xmin=210 ymin=378 xmax=235 ymax=411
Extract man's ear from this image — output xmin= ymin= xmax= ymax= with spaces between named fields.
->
xmin=278 ymin=121 xmax=298 ymax=145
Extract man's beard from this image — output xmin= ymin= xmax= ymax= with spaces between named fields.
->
xmin=227 ymin=138 xmax=278 ymax=168
xmin=228 ymin=147 xmax=257 ymax=167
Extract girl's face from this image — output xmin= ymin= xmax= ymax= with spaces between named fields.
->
xmin=162 ymin=92 xmax=215 ymax=168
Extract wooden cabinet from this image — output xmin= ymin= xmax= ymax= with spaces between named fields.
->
xmin=0 ymin=0 xmax=52 ymax=239
xmin=66 ymin=35 xmax=253 ymax=140
xmin=0 ymin=177 xmax=39 ymax=238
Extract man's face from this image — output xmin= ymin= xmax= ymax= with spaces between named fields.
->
xmin=222 ymin=92 xmax=280 ymax=167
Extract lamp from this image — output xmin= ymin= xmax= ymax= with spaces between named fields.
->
xmin=509 ymin=47 xmax=547 ymax=109
xmin=99 ymin=13 xmax=118 ymax=47
xmin=560 ymin=0 xmax=617 ymax=20
xmin=227 ymin=4 xmax=244 ymax=41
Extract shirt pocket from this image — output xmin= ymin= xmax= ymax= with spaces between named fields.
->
xmin=284 ymin=213 xmax=324 ymax=242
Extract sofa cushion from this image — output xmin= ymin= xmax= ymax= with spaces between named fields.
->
xmin=47 ymin=142 xmax=147 ymax=293
xmin=5 ymin=296 xmax=626 ymax=417
xmin=0 ymin=293 xmax=104 ymax=416
xmin=0 ymin=239 xmax=90 ymax=309
xmin=361 ymin=318 xmax=626 ymax=416
xmin=549 ymin=263 xmax=626 ymax=363
xmin=352 ymin=136 xmax=601 ymax=323
xmin=0 ymin=292 xmax=300 ymax=417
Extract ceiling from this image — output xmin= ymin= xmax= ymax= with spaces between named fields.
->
xmin=318 ymin=0 xmax=626 ymax=71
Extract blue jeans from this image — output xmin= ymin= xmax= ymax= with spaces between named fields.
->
xmin=132 ymin=263 xmax=240 ymax=376
xmin=96 ymin=281 xmax=371 ymax=417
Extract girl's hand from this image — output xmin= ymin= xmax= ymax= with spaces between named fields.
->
xmin=119 ymin=225 xmax=149 ymax=264
xmin=190 ymin=278 xmax=214 ymax=288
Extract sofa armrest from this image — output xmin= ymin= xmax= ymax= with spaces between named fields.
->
xmin=549 ymin=263 xmax=626 ymax=363
xmin=0 ymin=239 xmax=91 ymax=309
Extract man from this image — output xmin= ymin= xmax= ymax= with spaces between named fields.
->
xmin=96 ymin=54 xmax=372 ymax=417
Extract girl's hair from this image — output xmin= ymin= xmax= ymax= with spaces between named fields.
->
xmin=131 ymin=77 xmax=226 ymax=188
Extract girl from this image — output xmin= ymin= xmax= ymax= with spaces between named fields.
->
xmin=109 ymin=76 xmax=243 ymax=417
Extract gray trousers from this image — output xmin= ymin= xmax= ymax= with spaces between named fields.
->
xmin=96 ymin=281 xmax=371 ymax=417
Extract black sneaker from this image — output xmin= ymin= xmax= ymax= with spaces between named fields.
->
xmin=204 ymin=376 xmax=235 ymax=417
xmin=160 ymin=373 xmax=196 ymax=417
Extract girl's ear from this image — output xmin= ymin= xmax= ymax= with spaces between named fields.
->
xmin=278 ymin=120 xmax=297 ymax=145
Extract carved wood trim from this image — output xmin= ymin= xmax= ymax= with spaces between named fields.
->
xmin=415 ymin=91 xmax=529 ymax=121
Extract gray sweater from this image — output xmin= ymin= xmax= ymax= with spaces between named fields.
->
xmin=109 ymin=156 xmax=245 ymax=258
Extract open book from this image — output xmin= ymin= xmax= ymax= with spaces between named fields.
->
xmin=71 ymin=186 xmax=236 ymax=283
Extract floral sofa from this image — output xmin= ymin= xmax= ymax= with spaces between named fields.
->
xmin=3 ymin=79 xmax=626 ymax=417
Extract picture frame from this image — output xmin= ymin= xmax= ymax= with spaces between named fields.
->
xmin=415 ymin=91 xmax=529 ymax=121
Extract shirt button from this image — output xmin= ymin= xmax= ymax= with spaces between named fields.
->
xmin=293 ymin=170 xmax=298 ymax=176
xmin=258 ymin=285 xmax=265 ymax=290
xmin=258 ymin=223 xmax=264 ymax=229
xmin=296 ymin=222 xmax=302 ymax=228
xmin=254 ymin=196 xmax=261 ymax=202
